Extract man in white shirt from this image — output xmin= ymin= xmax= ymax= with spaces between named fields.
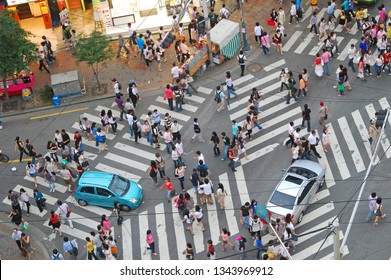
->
xmin=277 ymin=23 xmax=285 ymax=36
xmin=219 ymin=4 xmax=230 ymax=19
xmin=112 ymin=78 xmax=120 ymax=96
xmin=57 ymin=200 xmax=73 ymax=229
xmin=163 ymin=127 xmax=174 ymax=154
xmin=171 ymin=62 xmax=179 ymax=84
xmin=175 ymin=139 xmax=186 ymax=167
xmin=180 ymin=40 xmax=190 ymax=63
xmin=201 ymin=178 xmax=213 ymax=205
xmin=254 ymin=22 xmax=263 ymax=44
xmin=195 ymin=151 xmax=205 ymax=165
xmin=307 ymin=130 xmax=321 ymax=158
xmin=347 ymin=44 xmax=356 ymax=73
xmin=285 ymin=121 xmax=295 ymax=146
xmin=126 ymin=110 xmax=135 ymax=137
xmin=293 ymin=127 xmax=301 ymax=144
xmin=249 ymin=215 xmax=262 ymax=240
xmin=172 ymin=120 xmax=181 ymax=141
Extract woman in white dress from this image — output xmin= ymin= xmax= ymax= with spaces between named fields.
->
xmin=313 ymin=53 xmax=324 ymax=78
xmin=322 ymin=127 xmax=330 ymax=153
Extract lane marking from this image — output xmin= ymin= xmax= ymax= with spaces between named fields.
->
xmin=30 ymin=107 xmax=89 ymax=120
xmin=122 ymin=219 xmax=133 ymax=260
xmin=155 ymin=203 xmax=170 ymax=260
xmin=218 ymin=173 xmax=239 ymax=236
xmin=327 ymin=124 xmax=351 ymax=180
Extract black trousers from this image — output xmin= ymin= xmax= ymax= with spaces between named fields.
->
xmin=310 ymin=144 xmax=321 ymax=158
xmin=285 ymin=134 xmax=294 ymax=146
xmin=240 ymin=65 xmax=245 ymax=76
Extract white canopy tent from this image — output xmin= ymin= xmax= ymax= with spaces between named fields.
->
xmin=209 ymin=19 xmax=241 ymax=59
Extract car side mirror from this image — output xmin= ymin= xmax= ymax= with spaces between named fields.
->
xmin=108 ymin=195 xmax=112 ymax=198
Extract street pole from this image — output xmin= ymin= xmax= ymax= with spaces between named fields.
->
xmin=202 ymin=0 xmax=214 ymax=68
xmin=340 ymin=109 xmax=390 ymax=257
xmin=332 ymin=220 xmax=341 ymax=260
xmin=239 ymin=0 xmax=250 ymax=51
xmin=268 ymin=222 xmax=292 ymax=260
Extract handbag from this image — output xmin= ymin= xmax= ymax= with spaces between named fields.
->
xmin=291 ymin=234 xmax=298 ymax=241
xmin=81 ymin=161 xmax=89 ymax=168
xmin=66 ymin=207 xmax=72 ymax=218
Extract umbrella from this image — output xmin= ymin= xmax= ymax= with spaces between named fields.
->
xmin=255 ymin=204 xmax=271 ymax=224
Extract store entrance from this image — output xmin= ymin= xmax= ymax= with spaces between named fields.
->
xmin=17 ymin=3 xmax=33 ymax=19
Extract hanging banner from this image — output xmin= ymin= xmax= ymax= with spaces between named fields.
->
xmin=99 ymin=0 xmax=112 ymax=27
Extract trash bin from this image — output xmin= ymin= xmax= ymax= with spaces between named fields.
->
xmin=52 ymin=96 xmax=60 ymax=107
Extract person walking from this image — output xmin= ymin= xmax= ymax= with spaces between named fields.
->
xmin=221 ymin=132 xmax=231 ymax=161
xmin=25 ymin=139 xmax=37 ymax=165
xmin=8 ymin=190 xmax=22 ymax=215
xmin=21 ymin=233 xmax=35 ymax=260
xmin=300 ymin=136 xmax=311 ymax=160
xmin=25 ymin=161 xmax=38 ymax=188
xmin=224 ymin=71 xmax=237 ymax=105
xmin=210 ymin=131 xmax=221 ymax=156
xmin=145 ymin=230 xmax=157 ymax=255
xmin=96 ymin=128 xmax=107 ymax=154
xmin=183 ymin=243 xmax=194 ymax=260
xmin=59 ymin=165 xmax=72 ymax=192
xmin=368 ymin=119 xmax=378 ymax=146
xmin=183 ymin=209 xmax=195 ymax=235
xmin=57 ymin=200 xmax=74 ymax=229
xmin=202 ymin=178 xmax=213 ymax=205
xmin=107 ymin=110 xmax=118 ymax=135
xmin=51 ymin=249 xmax=64 ymax=260
xmin=318 ymin=101 xmax=330 ymax=129
xmin=308 ymin=130 xmax=321 ymax=158
xmin=175 ymin=193 xmax=187 ymax=218
xmin=309 ymin=12 xmax=318 ymax=34
xmin=285 ymin=121 xmax=295 ymax=147
xmin=101 ymin=214 xmax=112 ymax=236
xmin=85 ymin=237 xmax=99 ymax=260
xmin=301 ymin=104 xmax=311 ymax=132
xmin=240 ymin=202 xmax=251 ymax=229
xmin=117 ymin=34 xmax=130 ymax=57
xmin=313 ymin=53 xmax=324 ymax=78
xmin=155 ymin=153 xmax=166 ymax=179
xmin=49 ymin=210 xmax=62 ymax=237
xmin=19 ymin=188 xmax=31 ymax=217
xmin=193 ymin=205 xmax=205 ymax=231
xmin=297 ymin=74 xmax=307 ymax=98
xmin=191 ymin=118 xmax=204 ymax=143
xmin=148 ymin=160 xmax=159 ymax=185
xmin=214 ymin=86 xmax=226 ymax=112
xmin=322 ymin=127 xmax=331 ymax=153
xmin=286 ymin=78 xmax=298 ymax=104
xmin=237 ymin=50 xmax=246 ymax=76
xmin=347 ymin=44 xmax=356 ymax=73
xmin=175 ymin=164 xmax=186 ymax=191
xmin=215 ymin=183 xmax=228 ymax=209
xmin=373 ymin=197 xmax=386 ymax=226
xmin=221 ymin=228 xmax=234 ymax=252
xmin=249 ymin=215 xmax=263 ymax=242
xmin=366 ymin=192 xmax=378 ymax=222
xmin=236 ymin=235 xmax=246 ymax=260
xmin=114 ymin=95 xmax=126 ymax=121
xmin=33 ymin=188 xmax=45 ymax=213
xmin=160 ymin=177 xmax=175 ymax=203
xmin=164 ymin=85 xmax=174 ymax=111
xmin=289 ymin=1 xmax=300 ymax=23
xmin=15 ymin=136 xmax=29 ymax=162
xmin=11 ymin=228 xmax=23 ymax=253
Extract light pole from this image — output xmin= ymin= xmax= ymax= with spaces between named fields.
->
xmin=239 ymin=0 xmax=250 ymax=51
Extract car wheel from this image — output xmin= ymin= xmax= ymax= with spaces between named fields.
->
xmin=77 ymin=199 xmax=88 ymax=206
xmin=297 ymin=211 xmax=304 ymax=224
xmin=120 ymin=205 xmax=131 ymax=212
xmin=319 ymin=176 xmax=325 ymax=189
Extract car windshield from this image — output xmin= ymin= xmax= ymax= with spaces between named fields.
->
xmin=269 ymin=191 xmax=295 ymax=210
xmin=287 ymin=167 xmax=317 ymax=179
xmin=108 ymin=175 xmax=129 ymax=196
xmin=284 ymin=175 xmax=303 ymax=185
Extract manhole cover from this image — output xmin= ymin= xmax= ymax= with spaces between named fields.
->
xmin=247 ymin=63 xmax=262 ymax=73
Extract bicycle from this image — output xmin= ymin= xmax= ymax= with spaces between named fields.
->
xmin=0 ymin=149 xmax=10 ymax=163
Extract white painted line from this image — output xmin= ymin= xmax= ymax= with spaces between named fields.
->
xmin=245 ymin=118 xmax=302 ymax=150
xmin=206 ymin=195 xmax=220 ymax=247
xmin=139 ymin=211 xmax=151 ymax=260
xmin=282 ymin=31 xmax=303 ymax=52
xmin=321 ymin=246 xmax=349 ymax=260
xmin=234 ymin=166 xmax=250 ymax=206
xmin=95 ymin=163 xmax=141 ymax=182
xmin=5 ymin=185 xmax=47 ymax=217
xmin=122 ymin=132 xmax=165 ymax=151
xmin=315 ymin=130 xmax=336 ymax=188
xmin=155 ymin=96 xmax=198 ymax=113
xmin=24 ymin=175 xmax=68 ymax=193
xmin=122 ymin=219 xmax=133 ymax=260
xmin=338 ymin=117 xmax=365 ymax=173
xmin=192 ymin=205 xmax=205 ymax=254
xmin=228 ymin=82 xmax=282 ymax=110
xmin=327 ymin=124 xmax=351 ymax=180
xmin=218 ymin=173 xmax=239 ymax=236
xmin=43 ymin=221 xmax=88 ymax=241
xmin=297 ymin=216 xmax=337 ymax=244
xmin=67 ymin=211 xmax=100 ymax=229
xmin=309 ymin=41 xmax=325 ymax=56
xmin=197 ymin=86 xmax=213 ymax=95
xmin=337 ymin=39 xmax=358 ymax=61
xmin=294 ymin=33 xmax=315 ymax=54
xmin=307 ymin=8 xmax=327 ymax=28
xmin=293 ymin=231 xmax=344 ymax=260
xmin=261 ymin=107 xmax=302 ymax=130
xmin=311 ymin=188 xmax=331 ymax=203
xmin=264 ymin=59 xmax=285 ymax=72
xmin=301 ymin=7 xmax=313 ymax=22
xmin=155 ymin=203 xmax=170 ymax=260
xmin=350 ymin=22 xmax=358 ymax=35
xmin=234 ymin=73 xmax=255 ymax=85
xmin=83 ymin=112 xmax=125 ymax=131
xmin=236 ymin=71 xmax=280 ymax=95
xmin=365 ymin=104 xmax=391 ymax=158
xmin=351 ymin=110 xmax=379 ymax=164
xmin=378 ymin=97 xmax=391 ymax=127
xmin=241 ymin=143 xmax=279 ymax=165
xmin=104 ymin=152 xmax=150 ymax=171
xmin=187 ymin=95 xmax=206 ymax=103
xmin=65 ymin=196 xmax=113 ymax=217
xmin=147 ymin=105 xmax=190 ymax=122
xmin=171 ymin=199 xmax=186 ymax=259
xmin=114 ymin=142 xmax=156 ymax=161
xmin=296 ymin=202 xmax=335 ymax=228
xmin=257 ymin=102 xmax=300 ymax=128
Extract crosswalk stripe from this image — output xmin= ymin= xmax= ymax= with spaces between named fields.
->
xmin=327 ymin=124 xmax=351 ymax=180
xmin=233 ymin=73 xmax=255 ymax=85
xmin=4 ymin=185 xmax=47 ymax=217
xmin=65 ymin=196 xmax=113 ymax=217
xmin=365 ymin=104 xmax=391 ymax=158
xmin=122 ymin=133 xmax=165 ymax=151
xmin=155 ymin=96 xmax=198 ymax=113
xmin=234 ymin=166 xmax=251 ymax=205
xmin=293 ymin=230 xmax=344 ymax=260
xmin=283 ymin=31 xmax=303 ymax=52
xmin=113 ymin=142 xmax=156 ymax=161
xmin=95 ymin=163 xmax=141 ymax=182
xmin=320 ymin=246 xmax=349 ymax=260
xmin=307 ymin=8 xmax=327 ymax=28
xmin=294 ymin=33 xmax=315 ymax=54
xmin=44 ymin=221 xmax=88 ymax=241
xmin=228 ymin=82 xmax=282 ymax=111
xmin=197 ymin=86 xmax=213 ymax=95
xmin=122 ymin=219 xmax=133 ymax=260
xmin=338 ymin=117 xmax=365 ymax=173
xmin=296 ymin=202 xmax=335 ymax=228
xmin=155 ymin=203 xmax=170 ymax=259
xmin=171 ymin=199 xmax=187 ymax=259
xmin=66 ymin=210 xmax=100 ymax=229
xmin=186 ymin=95 xmax=206 ymax=103
xmin=351 ymin=110 xmax=379 ymax=164
xmin=349 ymin=22 xmax=358 ymax=35
xmin=84 ymin=112 xmax=125 ymax=131
xmin=264 ymin=59 xmax=285 ymax=72
xmin=337 ymin=39 xmax=357 ymax=61
xmin=245 ymin=117 xmax=302 ymax=150
xmin=378 ymin=97 xmax=391 ymax=126
xmin=264 ymin=107 xmax=302 ymax=131
xmin=218 ymin=173 xmax=239 ymax=236
xmin=297 ymin=216 xmax=336 ymax=244
xmin=301 ymin=6 xmax=313 ymax=22
xmin=236 ymin=71 xmax=280 ymax=95
xmin=205 ymin=195 xmax=220 ymax=247
xmin=104 ymin=152 xmax=149 ymax=171
xmin=147 ymin=105 xmax=190 ymax=122
xmin=315 ymin=130 xmax=336 ymax=188
xmin=259 ymin=103 xmax=301 ymax=127
xmin=311 ymin=188 xmax=331 ymax=203
xmin=241 ymin=143 xmax=279 ymax=164
xmin=309 ymin=41 xmax=324 ymax=56
xmin=139 ymin=211 xmax=151 ymax=260
xmin=24 ymin=175 xmax=68 ymax=193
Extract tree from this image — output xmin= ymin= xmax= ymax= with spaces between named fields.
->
xmin=75 ymin=31 xmax=114 ymax=90
xmin=0 ymin=11 xmax=37 ymax=102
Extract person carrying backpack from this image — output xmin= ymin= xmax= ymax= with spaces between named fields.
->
xmin=235 ymin=235 xmax=247 ymax=260
xmin=51 ymin=248 xmax=64 ymax=260
xmin=196 ymin=160 xmax=210 ymax=179
xmin=237 ymin=50 xmax=246 ymax=77
xmin=132 ymin=116 xmax=142 ymax=143
xmin=214 ymin=86 xmax=225 ymax=112
xmin=174 ymin=193 xmax=187 ymax=218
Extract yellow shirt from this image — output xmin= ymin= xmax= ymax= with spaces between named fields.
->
xmin=355 ymin=11 xmax=362 ymax=20
xmin=86 ymin=240 xmax=94 ymax=253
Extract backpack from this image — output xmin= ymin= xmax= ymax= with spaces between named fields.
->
xmin=238 ymin=55 xmax=245 ymax=64
xmin=214 ymin=91 xmax=222 ymax=103
xmin=178 ymin=198 xmax=186 ymax=210
xmin=52 ymin=254 xmax=61 ymax=260
xmin=117 ymin=82 xmax=122 ymax=90
xmin=132 ymin=120 xmax=139 ymax=131
xmin=199 ymin=165 xmax=208 ymax=177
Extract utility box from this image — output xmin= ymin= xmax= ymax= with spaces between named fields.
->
xmin=51 ymin=70 xmax=81 ymax=98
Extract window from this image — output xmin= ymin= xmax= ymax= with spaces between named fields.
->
xmin=284 ymin=175 xmax=303 ymax=185
xmin=269 ymin=191 xmax=296 ymax=210
xmin=297 ymin=180 xmax=316 ymax=205
xmin=288 ymin=167 xmax=317 ymax=179
xmin=80 ymin=186 xmax=94 ymax=194
xmin=109 ymin=175 xmax=129 ymax=196
xmin=96 ymin=188 xmax=113 ymax=197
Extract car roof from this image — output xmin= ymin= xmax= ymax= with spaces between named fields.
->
xmin=78 ymin=171 xmax=114 ymax=188
xmin=290 ymin=160 xmax=324 ymax=176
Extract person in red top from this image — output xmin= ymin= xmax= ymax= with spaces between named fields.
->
xmin=49 ymin=210 xmax=62 ymax=237
xmin=227 ymin=144 xmax=238 ymax=172
xmin=160 ymin=177 xmax=174 ymax=202
xmin=382 ymin=48 xmax=391 ymax=75
xmin=313 ymin=53 xmax=324 ymax=78
xmin=206 ymin=239 xmax=215 ymax=259
xmin=164 ymin=84 xmax=174 ymax=111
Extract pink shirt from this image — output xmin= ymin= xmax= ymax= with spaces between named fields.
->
xmin=102 ymin=219 xmax=111 ymax=232
xmin=146 ymin=233 xmax=155 ymax=245
xmin=321 ymin=52 xmax=330 ymax=63
xmin=261 ymin=34 xmax=270 ymax=46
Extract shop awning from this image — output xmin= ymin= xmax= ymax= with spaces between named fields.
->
xmin=210 ymin=19 xmax=241 ymax=59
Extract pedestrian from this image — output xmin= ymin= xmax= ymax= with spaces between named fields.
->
xmin=21 ymin=233 xmax=35 ymax=260
xmin=182 ymin=208 xmax=195 ymax=235
xmin=128 ymin=82 xmax=139 ymax=108
xmin=175 ymin=164 xmax=186 ymax=191
xmin=313 ymin=53 xmax=324 ymax=78
xmin=220 ymin=228 xmax=234 ymax=252
xmin=160 ymin=177 xmax=175 ymax=203
xmin=291 ymin=142 xmax=300 ymax=163
xmin=221 ymin=132 xmax=231 ymax=161
xmin=163 ymin=84 xmax=174 ymax=111
xmin=51 ymin=249 xmax=64 ymax=260
xmin=117 ymin=34 xmax=130 ymax=57
xmin=49 ymin=210 xmax=62 ymax=236
xmin=90 ymin=231 xmax=105 ymax=258
xmin=237 ymin=50 xmax=246 ymax=76
xmin=260 ymin=31 xmax=270 ymax=55
xmin=196 ymin=160 xmax=211 ymax=179
xmin=8 ymin=190 xmax=22 ymax=215
xmin=318 ymin=101 xmax=330 ymax=129
xmin=183 ymin=242 xmax=194 ymax=260
xmin=210 ymin=131 xmax=221 ymax=156
xmin=9 ymin=209 xmax=23 ymax=226
xmin=206 ymin=240 xmax=216 ymax=260
xmin=308 ymin=130 xmax=321 ymax=158
xmin=215 ymin=183 xmax=228 ymax=209
xmin=19 ymin=188 xmax=31 ymax=217
xmin=289 ymin=1 xmax=300 ymax=23
xmin=283 ymin=227 xmax=296 ymax=251
xmin=201 ymin=178 xmax=213 ymax=205
xmin=236 ymin=136 xmax=249 ymax=160
xmin=24 ymin=161 xmax=38 ymax=188
xmin=368 ymin=119 xmax=378 ymax=146
xmin=102 ymin=243 xmax=115 ymax=260
xmin=322 ymin=127 xmax=331 ymax=153
xmin=15 ymin=136 xmax=29 ymax=162
xmin=57 ymin=200 xmax=74 ymax=229
xmin=240 ymin=202 xmax=251 ymax=229
xmin=171 ymin=62 xmax=179 ymax=84
xmin=347 ymin=44 xmax=356 ymax=73
xmin=101 ymin=214 xmax=112 ymax=236
xmin=375 ymin=54 xmax=384 ymax=78
xmin=286 ymin=78 xmax=298 ymax=104
xmin=147 ymin=160 xmax=159 ymax=185
xmin=193 ymin=205 xmax=205 ymax=231
xmin=285 ymin=121 xmax=295 ymax=147
xmin=301 ymin=104 xmax=311 ymax=132
xmin=35 ymin=48 xmax=50 ymax=73
xmin=299 ymin=136 xmax=311 ymax=160
xmin=143 ymin=230 xmax=157 ymax=256
xmin=172 ymin=120 xmax=181 ymax=142
xmin=11 ymin=228 xmax=23 ymax=253
xmin=274 ymin=218 xmax=285 ymax=240
xmin=163 ymin=127 xmax=174 ymax=154
xmin=223 ymin=71 xmax=237 ymax=105
xmin=309 ymin=12 xmax=318 ymax=34
xmin=249 ymin=215 xmax=262 ymax=242
xmin=33 ymin=188 xmax=45 ymax=213
xmin=189 ymin=168 xmax=201 ymax=195
xmin=173 ymin=85 xmax=183 ymax=112
xmin=191 ymin=118 xmax=204 ymax=143
xmin=373 ymin=197 xmax=386 ymax=226
xmin=235 ymin=235 xmax=246 ymax=260
xmin=85 ymin=237 xmax=99 ymax=260
xmin=254 ymin=22 xmax=263 ymax=44
xmin=108 ymin=236 xmax=118 ymax=259
xmin=155 ymin=153 xmax=166 ymax=179
xmin=279 ymin=68 xmax=289 ymax=92
xmin=366 ymin=192 xmax=378 ymax=222
xmin=174 ymin=193 xmax=187 ymax=218
xmin=24 ymin=139 xmax=37 ymax=165
xmin=214 ymin=86 xmax=226 ymax=112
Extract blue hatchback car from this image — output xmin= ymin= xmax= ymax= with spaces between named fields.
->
xmin=75 ymin=171 xmax=143 ymax=211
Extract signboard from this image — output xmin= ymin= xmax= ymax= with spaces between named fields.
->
xmin=99 ymin=0 xmax=113 ymax=27
xmin=7 ymin=0 xmax=35 ymax=5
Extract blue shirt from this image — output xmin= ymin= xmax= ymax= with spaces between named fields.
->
xmin=152 ymin=112 xmax=161 ymax=123
xmin=136 ymin=37 xmax=144 ymax=50
xmin=12 ymin=230 xmax=22 ymax=241
xmin=295 ymin=0 xmax=301 ymax=8
xmin=341 ymin=1 xmax=349 ymax=10
xmin=196 ymin=164 xmax=209 ymax=171
xmin=359 ymin=41 xmax=368 ymax=53
xmin=232 ymin=123 xmax=238 ymax=136
xmin=63 ymin=241 xmax=73 ymax=252
xmin=255 ymin=239 xmax=263 ymax=249
xmin=327 ymin=5 xmax=334 ymax=15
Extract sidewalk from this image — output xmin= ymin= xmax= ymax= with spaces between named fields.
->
xmin=0 ymin=213 xmax=53 ymax=260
